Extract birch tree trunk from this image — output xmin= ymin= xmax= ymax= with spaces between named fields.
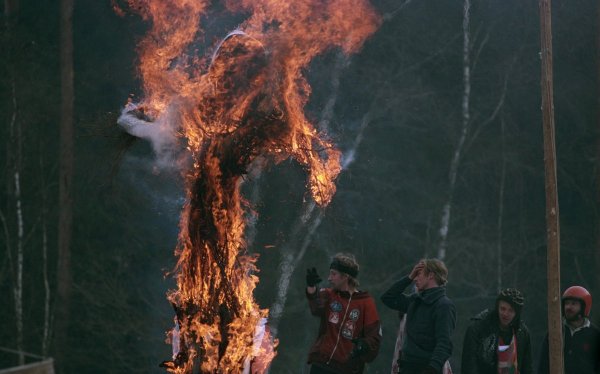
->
xmin=4 ymin=0 xmax=25 ymax=365
xmin=496 ymin=117 xmax=506 ymax=292
xmin=13 ymin=163 xmax=24 ymax=366
xmin=55 ymin=0 xmax=74 ymax=365
xmin=268 ymin=54 xmax=349 ymax=336
xmin=437 ymin=0 xmax=470 ymax=260
xmin=269 ymin=105 xmax=373 ymax=336
xmin=40 ymin=146 xmax=52 ymax=358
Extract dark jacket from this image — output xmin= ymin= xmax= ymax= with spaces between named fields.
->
xmin=381 ymin=276 xmax=456 ymax=373
xmin=461 ymin=309 xmax=533 ymax=374
xmin=307 ymin=288 xmax=381 ymax=374
xmin=537 ymin=319 xmax=600 ymax=374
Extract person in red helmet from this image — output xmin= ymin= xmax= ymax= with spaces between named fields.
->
xmin=537 ymin=285 xmax=600 ymax=374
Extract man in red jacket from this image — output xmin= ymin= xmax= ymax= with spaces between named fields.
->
xmin=306 ymin=253 xmax=382 ymax=374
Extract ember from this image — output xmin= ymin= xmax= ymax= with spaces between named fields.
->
xmin=117 ymin=0 xmax=380 ymax=372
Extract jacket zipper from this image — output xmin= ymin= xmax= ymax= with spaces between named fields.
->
xmin=327 ymin=292 xmax=353 ymax=365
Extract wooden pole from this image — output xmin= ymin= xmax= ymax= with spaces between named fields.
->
xmin=595 ymin=0 xmax=600 ymax=329
xmin=538 ymin=0 xmax=564 ymax=373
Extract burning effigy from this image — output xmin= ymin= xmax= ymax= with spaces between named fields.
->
xmin=116 ymin=0 xmax=380 ymax=372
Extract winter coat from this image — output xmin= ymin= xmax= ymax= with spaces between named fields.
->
xmin=461 ymin=309 xmax=533 ymax=374
xmin=381 ymin=276 xmax=456 ymax=373
xmin=537 ymin=319 xmax=600 ymax=374
xmin=307 ymin=288 xmax=381 ymax=374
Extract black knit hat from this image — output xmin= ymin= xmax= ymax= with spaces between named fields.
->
xmin=497 ymin=288 xmax=525 ymax=313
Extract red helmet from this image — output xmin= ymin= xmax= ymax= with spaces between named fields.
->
xmin=562 ymin=286 xmax=592 ymax=317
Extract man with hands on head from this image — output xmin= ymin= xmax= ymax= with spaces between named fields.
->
xmin=305 ymin=253 xmax=382 ymax=374
xmin=381 ymin=259 xmax=456 ymax=374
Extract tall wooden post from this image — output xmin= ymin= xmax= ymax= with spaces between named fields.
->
xmin=539 ymin=0 xmax=564 ymax=373
xmin=595 ymin=0 xmax=600 ymax=328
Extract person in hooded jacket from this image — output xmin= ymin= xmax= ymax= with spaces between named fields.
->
xmin=306 ymin=253 xmax=381 ymax=374
xmin=461 ymin=288 xmax=533 ymax=374
xmin=537 ymin=285 xmax=600 ymax=374
xmin=381 ymin=259 xmax=456 ymax=374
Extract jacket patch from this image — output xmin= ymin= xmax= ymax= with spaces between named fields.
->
xmin=330 ymin=301 xmax=343 ymax=312
xmin=328 ymin=312 xmax=340 ymax=324
xmin=342 ymin=321 xmax=355 ymax=339
xmin=349 ymin=309 xmax=360 ymax=321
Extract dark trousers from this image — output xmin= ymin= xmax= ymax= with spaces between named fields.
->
xmin=310 ymin=364 xmax=341 ymax=374
xmin=398 ymin=360 xmax=439 ymax=374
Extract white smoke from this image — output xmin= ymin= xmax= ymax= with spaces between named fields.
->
xmin=117 ymin=101 xmax=180 ymax=169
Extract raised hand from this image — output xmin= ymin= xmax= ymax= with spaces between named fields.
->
xmin=409 ymin=260 xmax=425 ymax=280
xmin=306 ymin=267 xmax=322 ymax=287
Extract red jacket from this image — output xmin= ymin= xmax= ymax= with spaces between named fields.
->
xmin=307 ymin=288 xmax=381 ymax=373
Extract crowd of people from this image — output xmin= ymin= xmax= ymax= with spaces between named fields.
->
xmin=303 ymin=254 xmax=600 ymax=374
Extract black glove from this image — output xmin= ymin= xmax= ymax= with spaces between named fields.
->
xmin=420 ymin=366 xmax=437 ymax=374
xmin=350 ymin=338 xmax=369 ymax=358
xmin=306 ymin=267 xmax=322 ymax=287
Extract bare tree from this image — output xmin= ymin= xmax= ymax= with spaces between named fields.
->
xmin=12 ymin=153 xmax=24 ymax=367
xmin=55 ymin=0 xmax=74 ymax=366
xmin=437 ymin=0 xmax=471 ymax=260
xmin=3 ymin=0 xmax=25 ymax=365
xmin=496 ymin=116 xmax=506 ymax=292
xmin=40 ymin=144 xmax=52 ymax=358
xmin=269 ymin=53 xmax=351 ymax=336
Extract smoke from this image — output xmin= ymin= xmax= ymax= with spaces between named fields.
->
xmin=117 ymin=101 xmax=180 ymax=169
xmin=118 ymin=0 xmax=381 ymax=370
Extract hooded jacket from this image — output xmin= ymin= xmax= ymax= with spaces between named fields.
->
xmin=307 ymin=288 xmax=381 ymax=374
xmin=461 ymin=309 xmax=533 ymax=374
xmin=381 ymin=276 xmax=456 ymax=373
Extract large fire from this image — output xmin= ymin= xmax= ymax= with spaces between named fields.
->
xmin=117 ymin=0 xmax=380 ymax=372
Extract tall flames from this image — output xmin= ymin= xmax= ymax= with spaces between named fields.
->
xmin=118 ymin=0 xmax=380 ymax=372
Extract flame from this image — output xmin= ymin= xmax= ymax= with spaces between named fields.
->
xmin=122 ymin=0 xmax=380 ymax=372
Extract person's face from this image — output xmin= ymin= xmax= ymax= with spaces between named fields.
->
xmin=414 ymin=269 xmax=434 ymax=292
xmin=563 ymin=299 xmax=583 ymax=321
xmin=498 ymin=300 xmax=516 ymax=329
xmin=328 ymin=269 xmax=348 ymax=291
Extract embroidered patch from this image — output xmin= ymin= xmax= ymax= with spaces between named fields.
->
xmin=342 ymin=321 xmax=355 ymax=339
xmin=330 ymin=301 xmax=343 ymax=312
xmin=349 ymin=308 xmax=360 ymax=321
xmin=328 ymin=312 xmax=340 ymax=324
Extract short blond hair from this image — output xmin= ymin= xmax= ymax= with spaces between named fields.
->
xmin=422 ymin=258 xmax=448 ymax=286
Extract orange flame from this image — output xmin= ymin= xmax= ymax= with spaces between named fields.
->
xmin=123 ymin=0 xmax=380 ymax=372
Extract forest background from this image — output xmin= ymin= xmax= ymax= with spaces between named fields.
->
xmin=1 ymin=0 xmax=599 ymax=373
